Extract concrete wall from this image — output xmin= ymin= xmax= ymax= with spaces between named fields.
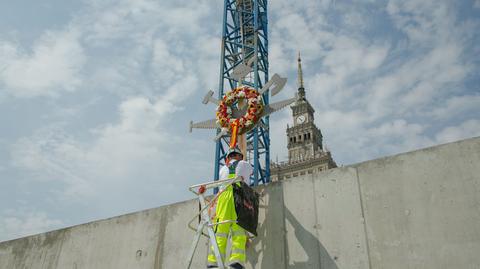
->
xmin=1 ymin=137 xmax=479 ymax=269
xmin=356 ymin=138 xmax=480 ymax=269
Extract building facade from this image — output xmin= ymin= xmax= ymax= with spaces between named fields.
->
xmin=271 ymin=54 xmax=337 ymax=181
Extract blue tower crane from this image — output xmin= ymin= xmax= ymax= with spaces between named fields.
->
xmin=216 ymin=0 xmax=269 ymax=186
xmin=190 ymin=0 xmax=295 ymax=187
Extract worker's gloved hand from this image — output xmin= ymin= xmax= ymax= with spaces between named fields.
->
xmin=259 ymin=189 xmax=266 ymax=197
xmin=246 ymin=238 xmax=253 ymax=249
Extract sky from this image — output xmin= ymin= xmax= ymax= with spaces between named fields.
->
xmin=0 ymin=0 xmax=479 ymax=242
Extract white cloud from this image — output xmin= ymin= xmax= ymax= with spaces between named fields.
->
xmin=269 ymin=112 xmax=292 ymax=162
xmin=364 ymin=119 xmax=434 ymax=157
xmin=10 ymin=74 xmax=201 ymax=212
xmin=475 ymin=0 xmax=480 ymax=9
xmin=322 ymin=37 xmax=389 ymax=73
xmin=75 ymin=0 xmax=218 ymax=98
xmin=0 ymin=210 xmax=63 ymax=242
xmin=151 ymin=39 xmax=186 ymax=84
xmin=387 ymin=0 xmax=455 ymax=45
xmin=81 ymin=0 xmax=160 ymax=44
xmin=0 ymin=0 xmax=216 ymax=100
xmin=429 ymin=95 xmax=480 ymax=119
xmin=82 ymin=0 xmax=211 ymax=45
xmin=312 ymin=111 xmax=434 ymax=163
xmin=11 ymin=127 xmax=95 ymax=198
xmin=364 ymin=43 xmax=468 ymax=122
xmin=0 ymin=29 xmax=85 ymax=98
xmin=435 ymin=120 xmax=480 ymax=144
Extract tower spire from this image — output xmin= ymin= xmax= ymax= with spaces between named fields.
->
xmin=297 ymin=52 xmax=304 ymax=89
xmin=297 ymin=52 xmax=306 ymax=100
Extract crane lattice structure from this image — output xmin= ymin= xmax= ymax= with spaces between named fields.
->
xmin=190 ymin=0 xmax=296 ymax=187
xmin=216 ymin=0 xmax=269 ymax=185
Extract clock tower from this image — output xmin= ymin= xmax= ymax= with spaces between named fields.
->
xmin=271 ymin=53 xmax=337 ymax=181
xmin=287 ymin=53 xmax=323 ymax=162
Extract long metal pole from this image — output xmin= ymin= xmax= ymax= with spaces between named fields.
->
xmin=214 ymin=1 xmax=230 ymax=193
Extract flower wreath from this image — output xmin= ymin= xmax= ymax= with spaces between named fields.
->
xmin=216 ymin=86 xmax=264 ymax=135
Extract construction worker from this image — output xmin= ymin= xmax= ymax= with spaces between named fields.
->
xmin=207 ymin=147 xmax=253 ymax=269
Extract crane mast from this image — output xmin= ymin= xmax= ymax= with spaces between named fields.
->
xmin=214 ymin=0 xmax=270 ymax=185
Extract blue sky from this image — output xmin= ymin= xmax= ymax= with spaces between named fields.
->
xmin=0 ymin=0 xmax=479 ymax=241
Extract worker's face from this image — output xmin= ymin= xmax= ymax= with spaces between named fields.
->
xmin=230 ymin=153 xmax=243 ymax=161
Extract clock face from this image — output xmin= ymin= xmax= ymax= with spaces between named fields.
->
xmin=296 ymin=115 xmax=306 ymax=124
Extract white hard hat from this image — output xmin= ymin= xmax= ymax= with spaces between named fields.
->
xmin=227 ymin=147 xmax=243 ymax=158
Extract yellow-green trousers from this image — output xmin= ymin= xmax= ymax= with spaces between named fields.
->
xmin=207 ymin=185 xmax=247 ymax=267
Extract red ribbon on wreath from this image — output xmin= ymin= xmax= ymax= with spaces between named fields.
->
xmin=229 ymin=120 xmax=239 ymax=149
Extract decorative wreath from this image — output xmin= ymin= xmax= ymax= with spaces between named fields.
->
xmin=216 ymin=86 xmax=264 ymax=135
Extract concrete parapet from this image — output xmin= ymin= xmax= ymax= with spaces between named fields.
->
xmin=356 ymin=137 xmax=480 ymax=269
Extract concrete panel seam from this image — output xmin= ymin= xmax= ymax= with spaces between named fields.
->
xmin=52 ymin=230 xmax=66 ymax=269
xmin=154 ymin=211 xmax=168 ymax=269
xmin=311 ymin=174 xmax=323 ymax=269
xmin=280 ymin=181 xmax=288 ymax=269
xmin=355 ymin=167 xmax=373 ymax=269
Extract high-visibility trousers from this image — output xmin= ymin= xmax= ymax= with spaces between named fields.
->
xmin=208 ymin=185 xmax=247 ymax=267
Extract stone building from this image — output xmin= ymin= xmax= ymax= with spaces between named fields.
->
xmin=270 ymin=54 xmax=337 ymax=181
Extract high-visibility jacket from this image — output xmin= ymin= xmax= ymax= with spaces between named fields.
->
xmin=215 ymin=161 xmax=240 ymax=222
xmin=208 ymin=160 xmax=248 ymax=268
